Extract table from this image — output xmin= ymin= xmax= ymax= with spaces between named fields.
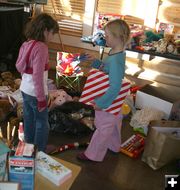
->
xmin=81 ymin=36 xmax=180 ymax=61
xmin=35 ymin=158 xmax=81 ymax=190
xmin=126 ymin=48 xmax=180 ymax=61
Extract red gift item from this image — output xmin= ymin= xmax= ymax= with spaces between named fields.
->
xmin=56 ymin=52 xmax=82 ymax=76
xmin=120 ymin=134 xmax=145 ymax=158
xmin=79 ymin=69 xmax=131 ymax=115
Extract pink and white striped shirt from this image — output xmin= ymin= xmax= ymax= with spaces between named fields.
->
xmin=16 ymin=40 xmax=49 ymax=104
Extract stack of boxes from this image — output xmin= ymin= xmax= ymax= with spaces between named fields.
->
xmin=8 ymin=141 xmax=36 ymax=190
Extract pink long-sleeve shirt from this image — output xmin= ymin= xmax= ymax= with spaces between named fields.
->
xmin=16 ymin=40 xmax=49 ymax=104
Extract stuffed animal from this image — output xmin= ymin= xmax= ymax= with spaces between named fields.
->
xmin=17 ymin=103 xmax=23 ymax=120
xmin=155 ymin=38 xmax=168 ymax=53
xmin=1 ymin=71 xmax=13 ymax=79
xmin=0 ymin=72 xmax=20 ymax=91
xmin=92 ymin=32 xmax=106 ymax=46
xmin=144 ymin=30 xmax=163 ymax=43
xmin=48 ymin=89 xmax=73 ymax=110
xmin=154 ymin=33 xmax=178 ymax=54
xmin=0 ymin=98 xmax=15 ymax=123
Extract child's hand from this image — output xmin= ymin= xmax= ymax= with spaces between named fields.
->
xmin=83 ymin=53 xmax=96 ymax=61
xmin=38 ymin=106 xmax=46 ymax=112
xmin=94 ymin=104 xmax=101 ymax=111
xmin=38 ymin=100 xmax=47 ymax=112
xmin=90 ymin=101 xmax=101 ymax=111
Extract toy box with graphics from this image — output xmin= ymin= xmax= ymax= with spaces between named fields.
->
xmin=0 ymin=140 xmax=10 ymax=181
xmin=8 ymin=142 xmax=36 ymax=190
xmin=36 ymin=151 xmax=72 ymax=186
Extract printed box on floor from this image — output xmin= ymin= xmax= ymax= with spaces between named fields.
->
xmin=135 ymin=84 xmax=179 ymax=120
xmin=8 ymin=142 xmax=36 ymax=190
xmin=0 ymin=139 xmax=10 ymax=181
xmin=36 ymin=151 xmax=72 ymax=186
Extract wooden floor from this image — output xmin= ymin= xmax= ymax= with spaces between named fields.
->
xmin=47 ymin=69 xmax=179 ymax=190
xmin=1 ymin=69 xmax=176 ymax=190
xmin=47 ymin=117 xmax=178 ymax=190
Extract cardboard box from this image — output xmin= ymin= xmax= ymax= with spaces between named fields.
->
xmin=8 ymin=142 xmax=36 ymax=190
xmin=0 ymin=182 xmax=20 ymax=190
xmin=149 ymin=120 xmax=180 ymax=128
xmin=120 ymin=134 xmax=145 ymax=158
xmin=36 ymin=151 xmax=72 ymax=186
xmin=135 ymin=84 xmax=179 ymax=120
xmin=0 ymin=139 xmax=10 ymax=181
xmin=79 ymin=69 xmax=131 ymax=115
xmin=35 ymin=157 xmax=81 ymax=190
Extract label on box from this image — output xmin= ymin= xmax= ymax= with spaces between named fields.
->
xmin=36 ymin=151 xmax=72 ymax=186
xmin=120 ymin=134 xmax=145 ymax=158
xmin=0 ymin=154 xmax=7 ymax=181
xmin=15 ymin=142 xmax=34 ymax=157
xmin=9 ymin=142 xmax=35 ymax=190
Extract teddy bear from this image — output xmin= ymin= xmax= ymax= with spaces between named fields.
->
xmin=0 ymin=72 xmax=21 ymax=92
xmin=155 ymin=38 xmax=168 ymax=53
xmin=48 ymin=89 xmax=73 ymax=110
xmin=155 ymin=33 xmax=178 ymax=54
xmin=16 ymin=103 xmax=23 ymax=120
xmin=0 ymin=98 xmax=15 ymax=123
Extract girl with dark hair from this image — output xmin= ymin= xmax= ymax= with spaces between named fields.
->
xmin=16 ymin=13 xmax=59 ymax=151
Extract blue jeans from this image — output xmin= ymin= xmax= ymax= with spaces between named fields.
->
xmin=21 ymin=91 xmax=49 ymax=152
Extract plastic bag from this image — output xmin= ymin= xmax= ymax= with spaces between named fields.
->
xmin=48 ymin=101 xmax=95 ymax=136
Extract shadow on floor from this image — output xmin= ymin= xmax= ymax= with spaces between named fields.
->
xmin=47 ymin=117 xmax=179 ymax=190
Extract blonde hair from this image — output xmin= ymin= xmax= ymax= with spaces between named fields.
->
xmin=104 ymin=19 xmax=130 ymax=48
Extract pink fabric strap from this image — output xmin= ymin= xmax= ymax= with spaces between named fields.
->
xmin=24 ymin=40 xmax=49 ymax=74
xmin=25 ymin=40 xmax=37 ymax=73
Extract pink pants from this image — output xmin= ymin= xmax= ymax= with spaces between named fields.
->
xmin=85 ymin=110 xmax=122 ymax=162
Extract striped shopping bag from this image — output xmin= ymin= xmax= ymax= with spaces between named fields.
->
xmin=79 ymin=69 xmax=131 ymax=115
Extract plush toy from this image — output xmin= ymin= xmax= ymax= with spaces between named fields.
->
xmin=14 ymin=78 xmax=22 ymax=90
xmin=92 ymin=32 xmax=106 ymax=46
xmin=174 ymin=39 xmax=180 ymax=54
xmin=167 ymin=42 xmax=175 ymax=54
xmin=144 ymin=30 xmax=163 ymax=43
xmin=0 ymin=72 xmax=20 ymax=91
xmin=1 ymin=71 xmax=13 ymax=79
xmin=155 ymin=38 xmax=168 ymax=53
xmin=154 ymin=33 xmax=178 ymax=54
xmin=48 ymin=89 xmax=73 ymax=110
xmin=17 ymin=103 xmax=23 ymax=120
xmin=0 ymin=98 xmax=15 ymax=123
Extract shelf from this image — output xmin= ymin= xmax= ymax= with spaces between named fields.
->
xmin=126 ymin=49 xmax=180 ymax=61
xmin=81 ymin=37 xmax=180 ymax=61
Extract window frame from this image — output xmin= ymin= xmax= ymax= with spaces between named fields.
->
xmin=49 ymin=0 xmax=98 ymax=51
xmin=50 ymin=0 xmax=159 ymax=51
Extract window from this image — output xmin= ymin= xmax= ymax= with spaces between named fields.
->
xmin=43 ymin=0 xmax=160 ymax=49
xmin=97 ymin=0 xmax=159 ymax=28
xmin=43 ymin=0 xmax=85 ymax=37
xmin=157 ymin=0 xmax=180 ymax=32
